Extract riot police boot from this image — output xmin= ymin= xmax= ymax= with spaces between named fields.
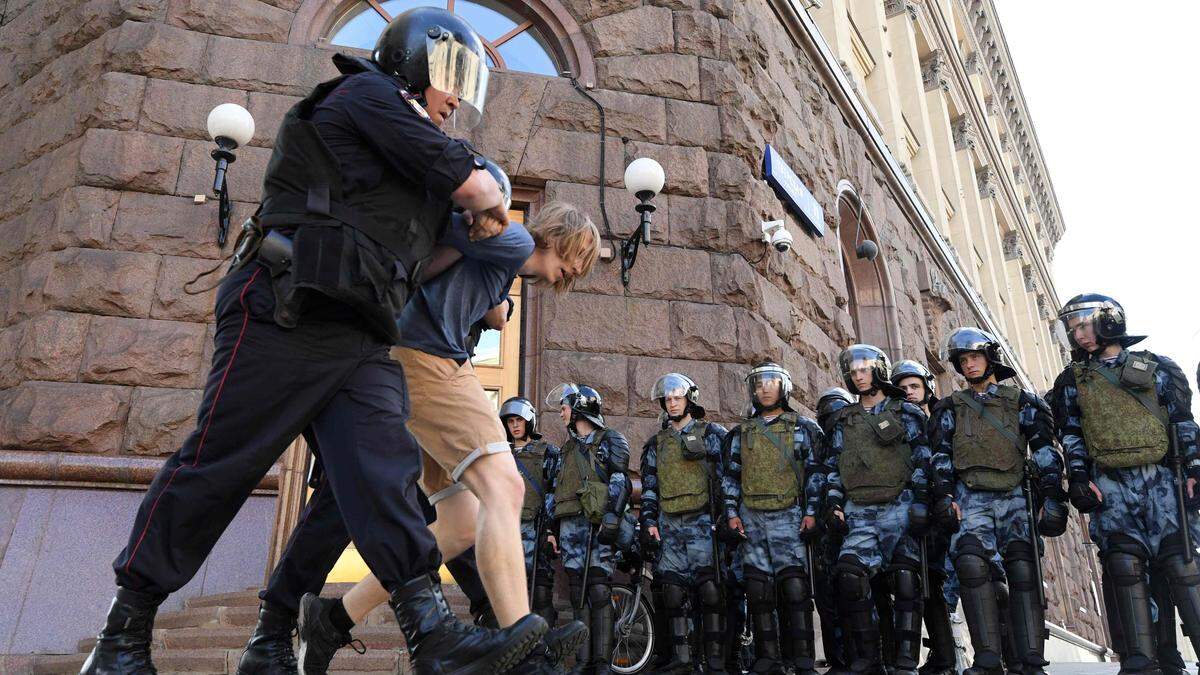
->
xmin=698 ymin=578 xmax=727 ymax=673
xmin=835 ymin=562 xmax=881 ymax=675
xmin=544 ymin=621 xmax=589 ymax=669
xmin=586 ymin=583 xmax=615 ymax=675
xmin=659 ymin=583 xmax=694 ymax=673
xmin=388 ymin=573 xmax=547 ymax=675
xmin=871 ymin=575 xmax=896 ymax=674
xmin=80 ymin=587 xmax=164 ymax=675
xmin=570 ymin=578 xmax=592 ymax=666
xmin=296 ymin=594 xmax=361 ymax=675
xmin=993 ymin=580 xmax=1022 ymax=675
xmin=955 ymin=554 xmax=1004 ymax=675
xmin=890 ymin=568 xmax=923 ymax=675
xmin=1003 ymin=547 xmax=1049 ymax=675
xmin=1161 ymin=550 xmax=1200 ymax=666
xmin=1104 ymin=550 xmax=1160 ymax=675
xmin=724 ymin=584 xmax=749 ymax=675
xmin=532 ymin=582 xmax=559 ymax=627
xmin=236 ymin=601 xmax=298 ymax=675
xmin=776 ymin=571 xmax=817 ymax=675
xmin=1148 ymin=563 xmax=1186 ymax=675
xmin=916 ymin=585 xmax=956 ymax=675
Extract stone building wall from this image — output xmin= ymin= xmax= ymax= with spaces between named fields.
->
xmin=0 ymin=0 xmax=1106 ymax=654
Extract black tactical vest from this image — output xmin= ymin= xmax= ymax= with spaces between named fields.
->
xmin=514 ymin=440 xmax=548 ymax=522
xmin=839 ymin=400 xmax=913 ymax=504
xmin=256 ymin=62 xmax=448 ymax=343
xmin=949 ymin=385 xmax=1025 ymax=491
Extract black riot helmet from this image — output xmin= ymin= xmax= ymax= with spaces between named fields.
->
xmin=372 ymin=7 xmax=490 ymax=129
xmin=945 ymin=327 xmax=1017 ymax=383
xmin=651 ymin=373 xmax=705 ymax=420
xmin=746 ymin=362 xmax=793 ymax=414
xmin=891 ymin=359 xmax=936 ymax=405
xmin=1055 ymin=293 xmax=1145 ymax=356
xmin=817 ymin=387 xmax=854 ymax=433
xmin=838 ymin=344 xmax=903 ymax=397
xmin=546 ymin=383 xmax=605 ymax=431
xmin=499 ymin=396 xmax=539 ymax=441
xmin=483 ymin=158 xmax=512 ymax=212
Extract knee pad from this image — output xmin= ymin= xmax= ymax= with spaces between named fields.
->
xmin=953 ymin=533 xmax=989 ymax=562
xmin=1161 ymin=553 xmax=1200 ymax=586
xmin=1105 ymin=551 xmax=1148 ymax=586
xmin=587 ymin=582 xmax=611 ymax=607
xmin=955 ymin=553 xmax=992 ymax=589
xmin=891 ymin=567 xmax=921 ymax=601
xmin=658 ymin=570 xmax=688 ymax=587
xmin=836 ymin=558 xmax=871 ymax=601
xmin=662 ymin=583 xmax=688 ymax=610
xmin=777 ymin=571 xmax=810 ymax=605
xmin=698 ymin=578 xmax=723 ymax=610
xmin=744 ymin=568 xmax=774 ymax=611
xmin=1105 ymin=533 xmax=1151 ymax=560
xmin=1003 ymin=539 xmax=1037 ymax=563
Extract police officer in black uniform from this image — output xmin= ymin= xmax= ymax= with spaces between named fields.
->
xmin=80 ymin=8 xmax=548 ymax=675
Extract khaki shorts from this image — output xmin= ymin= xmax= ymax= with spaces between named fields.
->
xmin=391 ymin=346 xmax=509 ymax=505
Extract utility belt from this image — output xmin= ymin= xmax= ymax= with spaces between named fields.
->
xmin=229 ymin=218 xmax=291 ymax=276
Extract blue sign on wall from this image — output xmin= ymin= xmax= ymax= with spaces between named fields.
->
xmin=763 ymin=144 xmax=825 ymax=237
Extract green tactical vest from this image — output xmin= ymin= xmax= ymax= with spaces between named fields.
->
xmin=950 ymin=385 xmax=1025 ymax=491
xmin=740 ymin=413 xmax=803 ymax=512
xmin=839 ymin=400 xmax=913 ymax=504
xmin=1073 ymin=354 xmax=1169 ymax=469
xmin=554 ymin=430 xmax=607 ymax=518
xmin=515 ymin=440 xmax=548 ymax=522
xmin=656 ymin=422 xmax=711 ymax=516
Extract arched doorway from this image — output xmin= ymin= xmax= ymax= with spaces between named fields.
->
xmin=836 ymin=182 xmax=902 ymax=357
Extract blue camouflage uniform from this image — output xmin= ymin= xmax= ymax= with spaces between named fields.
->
xmin=723 ymin=411 xmax=825 ymax=674
xmin=1051 ymin=349 xmax=1200 ymax=671
xmin=547 ymin=428 xmax=631 ymax=579
xmin=929 ymin=383 xmax=1062 ymax=673
xmin=512 ymin=439 xmax=560 ymax=587
xmin=822 ymin=396 xmax=931 ymax=674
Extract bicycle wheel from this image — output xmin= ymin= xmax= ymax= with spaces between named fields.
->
xmin=609 ymin=584 xmax=654 ymax=674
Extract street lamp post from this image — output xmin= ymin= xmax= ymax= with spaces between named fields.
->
xmin=619 ymin=157 xmax=665 ymax=287
xmin=206 ymin=103 xmax=255 ymax=246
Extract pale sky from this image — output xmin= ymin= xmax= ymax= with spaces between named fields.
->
xmin=994 ymin=1 xmax=1200 ymax=404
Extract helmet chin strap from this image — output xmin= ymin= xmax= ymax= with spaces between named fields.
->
xmin=667 ymin=412 xmax=688 ymax=423
xmin=966 ymin=363 xmax=993 ymax=385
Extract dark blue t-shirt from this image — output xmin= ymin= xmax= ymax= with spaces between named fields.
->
xmin=399 ymin=218 xmax=535 ymax=359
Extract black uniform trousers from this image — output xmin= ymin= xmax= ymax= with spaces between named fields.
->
xmin=112 ymin=263 xmax=439 ymax=596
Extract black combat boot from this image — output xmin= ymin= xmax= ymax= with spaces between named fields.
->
xmin=296 ymin=594 xmax=359 ymax=675
xmin=777 ymin=572 xmax=817 ymax=675
xmin=390 ymin=574 xmax=547 ymax=675
xmin=1105 ymin=551 xmax=1160 ymax=675
xmin=837 ymin=565 xmax=881 ymax=675
xmin=745 ymin=578 xmax=785 ymax=675
xmin=697 ymin=578 xmax=727 ymax=673
xmin=80 ymin=587 xmax=164 ymax=675
xmin=916 ymin=582 xmax=957 ymax=675
xmin=237 ymin=601 xmax=298 ymax=674
xmin=587 ymin=584 xmax=615 ymax=675
xmin=544 ymin=621 xmax=589 ymax=668
xmin=532 ymin=582 xmax=559 ymax=627
xmin=659 ymin=584 xmax=693 ymax=673
xmin=1004 ymin=547 xmax=1049 ymax=675
xmin=955 ymin=555 xmax=1003 ymax=675
xmin=890 ymin=568 xmax=923 ymax=675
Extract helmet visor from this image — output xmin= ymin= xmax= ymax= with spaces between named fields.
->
xmin=499 ymin=398 xmax=535 ymax=422
xmin=747 ymin=371 xmax=786 ymax=403
xmin=1056 ymin=307 xmax=1101 ymax=352
xmin=651 ymin=374 xmax=693 ymax=401
xmin=545 ymin=383 xmax=579 ymax=408
xmin=427 ymin=34 xmax=489 ymax=129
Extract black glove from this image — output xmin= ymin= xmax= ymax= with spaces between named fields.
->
xmin=823 ymin=507 xmax=848 ymax=537
xmin=1068 ymin=474 xmax=1102 ymax=513
xmin=799 ymin=517 xmax=821 ymax=541
xmin=640 ymin=527 xmax=662 ymax=563
xmin=540 ymin=531 xmax=558 ymax=560
xmin=908 ymin=500 xmax=930 ymax=536
xmin=932 ymin=495 xmax=960 ymax=534
xmin=1039 ymin=498 xmax=1068 ymax=537
xmin=597 ymin=512 xmax=621 ymax=545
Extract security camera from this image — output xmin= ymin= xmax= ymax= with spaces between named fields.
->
xmin=855 ymin=239 xmax=879 ymax=261
xmin=761 ymin=220 xmax=794 ymax=253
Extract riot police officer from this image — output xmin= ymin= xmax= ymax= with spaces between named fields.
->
xmin=501 ymin=397 xmax=566 ymax=630
xmin=639 ymin=373 xmax=729 ymax=673
xmin=1051 ymin=294 xmax=1200 ymax=674
xmin=822 ymin=345 xmax=932 ymax=675
xmin=79 ymin=8 xmax=545 ymax=675
xmin=890 ymin=361 xmax=960 ymax=675
xmin=544 ymin=384 xmax=631 ymax=675
xmin=928 ymin=328 xmax=1065 ymax=675
xmin=722 ymin=363 xmax=825 ymax=675
xmin=813 ymin=388 xmax=855 ymax=675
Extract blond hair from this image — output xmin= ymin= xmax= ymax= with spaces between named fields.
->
xmin=527 ymin=201 xmax=601 ymax=292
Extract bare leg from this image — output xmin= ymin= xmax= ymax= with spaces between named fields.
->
xmin=341 ymin=490 xmax=480 ymax=622
xmin=457 ymin=452 xmax=530 ymax=627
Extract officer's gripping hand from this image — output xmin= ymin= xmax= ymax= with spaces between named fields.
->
xmin=640 ymin=527 xmax=662 ymax=563
xmin=597 ymin=512 xmax=621 ymax=545
xmin=800 ymin=515 xmax=820 ymax=541
xmin=467 ymin=204 xmax=510 ymax=241
xmin=823 ymin=508 xmax=848 ymax=537
xmin=1068 ymin=473 xmax=1103 ymax=513
xmin=1039 ymin=498 xmax=1069 ymax=537
xmin=543 ymin=533 xmax=560 ymax=559
xmin=932 ymin=495 xmax=960 ymax=534
xmin=1187 ymin=475 xmax=1200 ymax=510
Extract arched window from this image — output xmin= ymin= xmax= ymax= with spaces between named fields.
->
xmin=326 ymin=0 xmax=562 ymax=76
xmin=836 ymin=181 xmax=902 ymax=356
